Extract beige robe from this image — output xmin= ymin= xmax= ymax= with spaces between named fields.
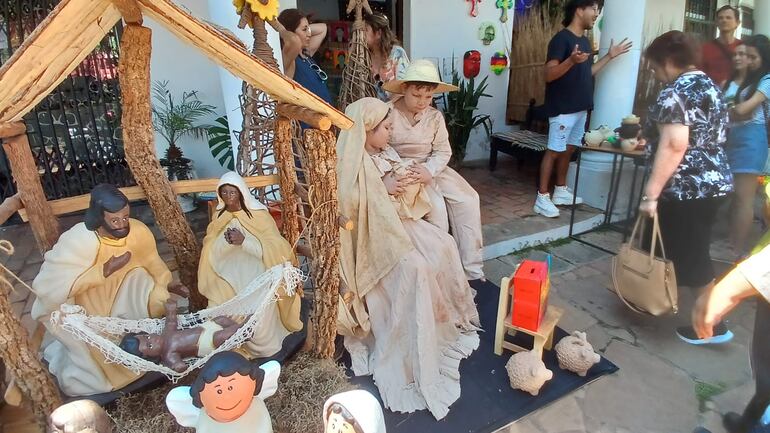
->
xmin=31 ymin=220 xmax=171 ymax=396
xmin=198 ymin=172 xmax=301 ymax=358
xmin=337 ymin=98 xmax=480 ymax=420
xmin=389 ymin=103 xmax=485 ymax=280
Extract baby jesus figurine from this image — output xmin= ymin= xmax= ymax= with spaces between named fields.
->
xmin=119 ymin=300 xmax=244 ymax=372
xmin=371 ymin=146 xmax=432 ymax=221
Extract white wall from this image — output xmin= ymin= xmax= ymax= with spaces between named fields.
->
xmin=144 ymin=0 xmax=227 ymax=179
xmin=405 ymin=0 xmax=514 ymax=162
xmin=643 ymin=0 xmax=686 ymax=41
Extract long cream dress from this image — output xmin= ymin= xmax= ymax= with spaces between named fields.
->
xmin=388 ymin=102 xmax=485 ymax=280
xmin=337 ymin=98 xmax=479 ymax=420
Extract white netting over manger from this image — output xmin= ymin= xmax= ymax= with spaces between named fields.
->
xmin=48 ymin=263 xmax=305 ymax=380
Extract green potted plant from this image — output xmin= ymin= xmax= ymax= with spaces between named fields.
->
xmin=442 ymin=69 xmax=493 ymax=167
xmin=151 ymin=80 xmax=216 ymax=211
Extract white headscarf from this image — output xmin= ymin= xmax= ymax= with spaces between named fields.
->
xmin=323 ymin=390 xmax=386 ymax=433
xmin=216 ymin=171 xmax=267 ymax=211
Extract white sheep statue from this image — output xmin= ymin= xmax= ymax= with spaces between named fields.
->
xmin=505 ymin=350 xmax=553 ymax=396
xmin=555 ymin=331 xmax=601 ymax=377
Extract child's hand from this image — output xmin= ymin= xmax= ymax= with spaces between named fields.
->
xmin=383 ymin=172 xmax=408 ymax=196
xmin=408 ymin=164 xmax=432 ymax=185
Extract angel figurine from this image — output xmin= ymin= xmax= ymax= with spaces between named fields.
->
xmin=166 ymin=352 xmax=280 ymax=433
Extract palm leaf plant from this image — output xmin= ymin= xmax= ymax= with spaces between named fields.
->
xmin=442 ymin=68 xmax=493 ymax=167
xmin=151 ymin=80 xmax=216 ymax=180
xmin=207 ymin=116 xmax=235 ymax=171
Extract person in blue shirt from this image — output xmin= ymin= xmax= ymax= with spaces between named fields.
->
xmin=276 ymin=8 xmax=332 ymax=105
xmin=533 ymin=0 xmax=632 ymax=218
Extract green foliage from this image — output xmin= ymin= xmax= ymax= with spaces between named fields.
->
xmin=695 ymin=381 xmax=726 ymax=412
xmin=442 ymin=69 xmax=493 ymax=166
xmin=151 ymin=80 xmax=216 ymax=180
xmin=207 ymin=116 xmax=235 ymax=171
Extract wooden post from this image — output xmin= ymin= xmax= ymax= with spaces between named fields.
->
xmin=0 ymin=244 xmax=61 ymax=429
xmin=303 ymin=129 xmax=340 ymax=359
xmin=118 ymin=25 xmax=205 ymax=310
xmin=1 ymin=126 xmax=59 ymax=253
xmin=274 ymin=118 xmax=301 ymax=248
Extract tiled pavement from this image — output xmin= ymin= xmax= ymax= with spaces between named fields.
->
xmin=488 ymin=230 xmax=764 ymax=433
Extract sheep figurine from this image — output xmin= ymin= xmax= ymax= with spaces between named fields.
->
xmin=555 ymin=331 xmax=601 ymax=377
xmin=505 ymin=350 xmax=553 ymax=396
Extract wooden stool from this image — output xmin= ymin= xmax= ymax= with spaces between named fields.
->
xmin=494 ymin=274 xmax=563 ymax=357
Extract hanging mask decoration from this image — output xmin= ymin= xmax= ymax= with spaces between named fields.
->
xmin=478 ymin=22 xmax=496 ymax=46
xmin=490 ymin=51 xmax=508 ymax=75
xmin=466 ymin=0 xmax=481 ymax=17
xmin=496 ymin=0 xmax=513 ymax=23
xmin=464 ymin=50 xmax=482 ymax=79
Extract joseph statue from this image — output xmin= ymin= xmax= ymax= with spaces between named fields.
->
xmin=31 ymin=184 xmax=188 ymax=396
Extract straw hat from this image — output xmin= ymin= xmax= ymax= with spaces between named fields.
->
xmin=382 ymin=59 xmax=459 ymax=94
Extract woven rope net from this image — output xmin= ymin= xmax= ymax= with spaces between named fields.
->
xmin=48 ymin=264 xmax=304 ymax=380
xmin=338 ymin=0 xmax=378 ymax=111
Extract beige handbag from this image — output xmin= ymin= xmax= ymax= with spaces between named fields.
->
xmin=611 ymin=214 xmax=678 ymax=316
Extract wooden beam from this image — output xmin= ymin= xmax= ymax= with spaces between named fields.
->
xmin=17 ymin=176 xmax=279 ymax=221
xmin=276 ymin=104 xmax=332 ymax=131
xmin=0 ymin=123 xmax=26 ymax=139
xmin=119 ymin=25 xmax=204 ymax=310
xmin=3 ymin=134 xmax=60 ymax=252
xmin=0 ymin=0 xmax=122 ymax=123
xmin=112 ymin=0 xmax=143 ymax=24
xmin=134 ymin=0 xmax=353 ymax=130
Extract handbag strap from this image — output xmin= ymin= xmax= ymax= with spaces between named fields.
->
xmin=628 ymin=213 xmax=668 ymax=262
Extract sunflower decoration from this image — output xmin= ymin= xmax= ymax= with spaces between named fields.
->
xmin=234 ymin=0 xmax=280 ymax=22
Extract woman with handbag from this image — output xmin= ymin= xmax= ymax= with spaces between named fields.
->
xmin=723 ymin=35 xmax=770 ymax=259
xmin=638 ymin=31 xmax=734 ymax=344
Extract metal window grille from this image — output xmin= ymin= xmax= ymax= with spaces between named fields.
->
xmin=0 ymin=0 xmax=134 ymax=203
xmin=684 ymin=0 xmax=718 ymax=41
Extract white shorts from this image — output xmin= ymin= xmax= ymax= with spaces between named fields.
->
xmin=547 ymin=111 xmax=588 ymax=152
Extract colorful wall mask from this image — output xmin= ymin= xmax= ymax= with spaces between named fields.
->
xmin=478 ymin=22 xmax=496 ymax=45
xmin=490 ymin=51 xmax=508 ymax=75
xmin=464 ymin=50 xmax=481 ymax=79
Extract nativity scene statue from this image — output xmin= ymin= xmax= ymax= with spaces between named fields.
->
xmin=198 ymin=172 xmax=302 ymax=358
xmin=119 ymin=299 xmax=245 ymax=372
xmin=30 ymin=183 xmax=189 ymax=396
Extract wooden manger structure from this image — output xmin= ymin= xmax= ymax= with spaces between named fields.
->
xmin=0 ymin=0 xmax=352 ymax=430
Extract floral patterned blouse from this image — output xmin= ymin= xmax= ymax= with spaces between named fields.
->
xmin=374 ymin=46 xmax=410 ymax=101
xmin=643 ymin=71 xmax=733 ymax=201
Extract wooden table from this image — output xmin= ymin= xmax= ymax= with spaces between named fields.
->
xmin=568 ymin=145 xmax=648 ymax=254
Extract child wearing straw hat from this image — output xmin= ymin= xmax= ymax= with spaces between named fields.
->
xmin=383 ymin=59 xmax=485 ymax=281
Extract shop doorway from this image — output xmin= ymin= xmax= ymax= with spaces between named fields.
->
xmin=295 ymin=0 xmax=404 ymax=105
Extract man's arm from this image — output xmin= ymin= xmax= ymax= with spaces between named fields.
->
xmin=592 ymin=38 xmax=633 ymax=76
xmin=545 ymin=44 xmax=587 ymax=83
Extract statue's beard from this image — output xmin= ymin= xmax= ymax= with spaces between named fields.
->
xmin=103 ymin=224 xmax=130 ymax=239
